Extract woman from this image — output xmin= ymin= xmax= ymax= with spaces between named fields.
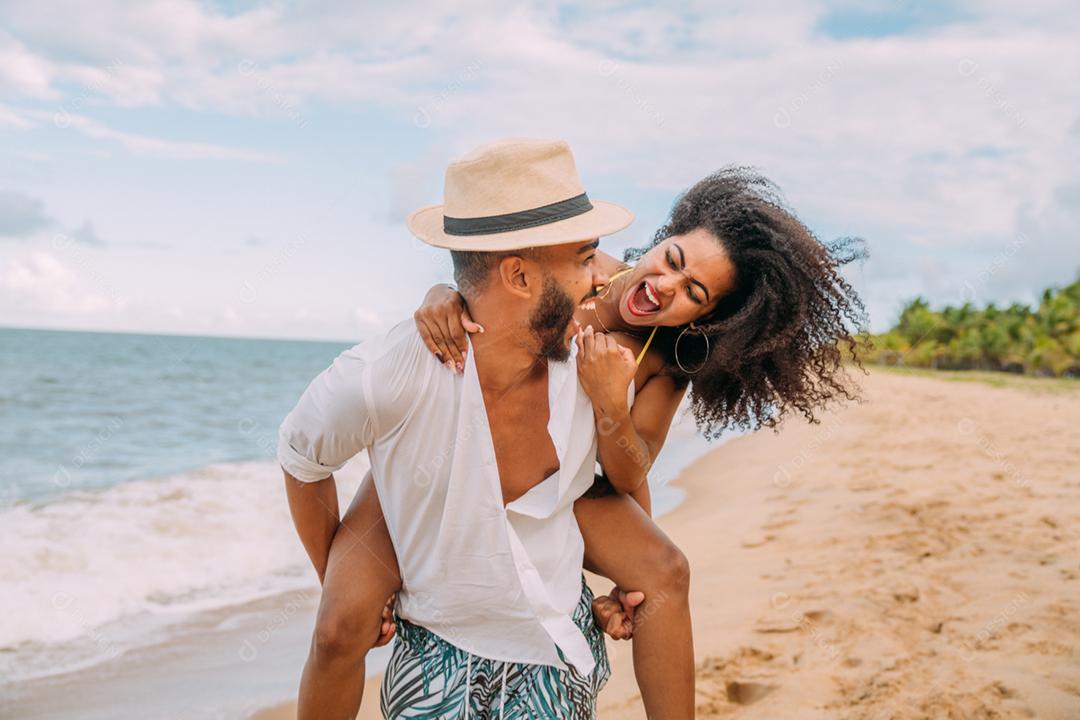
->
xmin=317 ymin=167 xmax=867 ymax=719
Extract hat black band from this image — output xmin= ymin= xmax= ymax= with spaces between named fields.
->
xmin=443 ymin=193 xmax=593 ymax=236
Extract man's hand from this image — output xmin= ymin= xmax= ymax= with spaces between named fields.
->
xmin=373 ymin=593 xmax=397 ymax=647
xmin=592 ymin=586 xmax=645 ymax=640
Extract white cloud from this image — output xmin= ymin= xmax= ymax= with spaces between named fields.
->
xmin=4 ymin=105 xmax=278 ymax=162
xmin=0 ymin=251 xmax=126 ymax=317
xmin=58 ymin=60 xmax=164 ymax=108
xmin=0 ymin=0 xmax=1076 ymax=337
xmin=0 ymin=31 xmax=54 ymax=99
xmin=0 ymin=102 xmax=36 ymax=129
xmin=54 ymin=111 xmax=279 ymax=162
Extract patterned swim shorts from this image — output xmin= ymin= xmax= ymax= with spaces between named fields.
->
xmin=380 ymin=576 xmax=610 ymax=719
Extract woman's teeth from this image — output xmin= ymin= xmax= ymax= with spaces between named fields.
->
xmin=644 ymin=283 xmax=659 ymax=306
xmin=629 ymin=282 xmax=661 ymax=315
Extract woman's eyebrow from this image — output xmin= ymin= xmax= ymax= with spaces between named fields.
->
xmin=675 ymin=243 xmax=711 ymax=301
xmin=693 ymin=279 xmax=710 ymax=301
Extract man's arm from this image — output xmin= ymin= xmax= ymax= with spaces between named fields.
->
xmin=277 ymin=346 xmax=377 ymax=581
xmin=277 ymin=323 xmax=432 ymax=582
xmin=283 ymin=469 xmax=341 ymax=584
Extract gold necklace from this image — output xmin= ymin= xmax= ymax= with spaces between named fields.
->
xmin=591 ymin=301 xmax=610 ymax=333
xmin=590 ymin=269 xmax=623 ymax=333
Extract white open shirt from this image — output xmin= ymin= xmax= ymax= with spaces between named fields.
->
xmin=277 ymin=319 xmax=631 ymax=675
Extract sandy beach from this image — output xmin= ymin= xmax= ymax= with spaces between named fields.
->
xmin=254 ymin=369 xmax=1079 ymax=719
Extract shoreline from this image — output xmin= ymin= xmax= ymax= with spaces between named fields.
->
xmin=255 ymin=369 xmax=1079 ymax=719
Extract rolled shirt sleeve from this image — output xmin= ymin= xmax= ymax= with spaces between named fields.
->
xmin=277 ymin=347 xmax=376 ymax=483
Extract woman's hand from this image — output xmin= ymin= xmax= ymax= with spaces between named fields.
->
xmin=413 ymin=283 xmax=483 ymax=373
xmin=576 ymin=325 xmax=636 ymax=421
xmin=592 ymin=586 xmax=645 ymax=640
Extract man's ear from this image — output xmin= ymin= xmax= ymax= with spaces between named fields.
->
xmin=497 ymin=254 xmax=534 ymax=299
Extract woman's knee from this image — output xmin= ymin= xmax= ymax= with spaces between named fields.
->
xmin=312 ymin=592 xmax=384 ymax=660
xmin=646 ymin=539 xmax=690 ymax=598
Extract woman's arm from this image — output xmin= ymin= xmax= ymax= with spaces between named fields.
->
xmin=413 ymin=283 xmax=482 ymax=372
xmin=627 ymin=372 xmax=687 ymax=469
xmin=576 ymin=327 xmax=689 ymax=516
xmin=623 ymin=374 xmax=688 ymax=514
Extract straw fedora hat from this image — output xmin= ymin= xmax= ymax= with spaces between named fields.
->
xmin=407 ymin=138 xmax=634 ymax=250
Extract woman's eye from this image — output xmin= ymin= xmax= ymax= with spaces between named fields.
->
xmin=666 ymin=250 xmax=678 ymax=270
xmin=686 ymin=286 xmax=701 ymax=303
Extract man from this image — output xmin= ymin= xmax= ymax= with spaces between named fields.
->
xmin=278 ymin=138 xmax=635 ymax=718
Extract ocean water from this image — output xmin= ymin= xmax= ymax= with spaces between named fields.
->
xmin=1 ymin=326 xmax=352 ymax=504
xmin=0 ymin=326 xmax=719 ymax=716
xmin=0 ymin=327 xmax=361 ymax=683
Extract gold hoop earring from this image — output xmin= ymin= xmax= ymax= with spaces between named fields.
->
xmin=674 ymin=322 xmax=710 ymax=375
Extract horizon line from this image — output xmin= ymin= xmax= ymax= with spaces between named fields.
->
xmin=0 ymin=322 xmax=361 ymax=346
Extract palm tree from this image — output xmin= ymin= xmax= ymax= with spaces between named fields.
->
xmin=864 ymin=274 xmax=1080 ymax=377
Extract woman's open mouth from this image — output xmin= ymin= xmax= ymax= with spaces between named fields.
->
xmin=627 ymin=281 xmax=662 ymax=316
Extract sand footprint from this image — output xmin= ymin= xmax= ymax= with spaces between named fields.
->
xmin=741 ymin=532 xmax=775 ymax=548
xmin=724 ymin=679 xmax=778 ymax=705
xmin=695 ymin=646 xmax=782 ymax=713
xmin=761 ymin=517 xmax=798 ymax=531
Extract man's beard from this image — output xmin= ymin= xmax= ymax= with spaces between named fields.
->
xmin=529 ymin=274 xmax=577 ymax=362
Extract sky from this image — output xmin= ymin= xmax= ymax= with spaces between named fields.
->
xmin=1 ymin=0 xmax=1077 ymax=342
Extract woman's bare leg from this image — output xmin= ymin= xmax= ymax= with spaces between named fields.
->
xmin=576 ymin=493 xmax=695 ymax=719
xmin=297 ymin=472 xmax=402 ymax=720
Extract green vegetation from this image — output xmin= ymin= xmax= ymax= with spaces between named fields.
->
xmin=863 ymin=274 xmax=1080 ymax=378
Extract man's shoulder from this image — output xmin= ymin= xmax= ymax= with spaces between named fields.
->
xmin=323 ymin=319 xmax=441 ymax=435
xmin=316 ymin=320 xmax=432 ymax=404
xmin=341 ymin=318 xmax=431 ymax=368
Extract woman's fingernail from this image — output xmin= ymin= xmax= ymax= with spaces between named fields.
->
xmin=445 ymin=360 xmax=454 ymax=371
xmin=476 ymin=324 xmax=485 ymax=333
xmin=455 ymin=362 xmax=463 ymax=374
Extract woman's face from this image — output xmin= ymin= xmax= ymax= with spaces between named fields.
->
xmin=615 ymin=227 xmax=737 ymax=328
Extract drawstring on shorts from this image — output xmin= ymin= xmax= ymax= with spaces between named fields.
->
xmin=463 ymin=652 xmax=472 ymax=719
xmin=461 ymin=652 xmax=509 ymax=718
xmin=499 ymin=661 xmax=509 ymax=718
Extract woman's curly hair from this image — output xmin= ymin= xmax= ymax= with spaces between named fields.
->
xmin=624 ymin=167 xmax=870 ymax=439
